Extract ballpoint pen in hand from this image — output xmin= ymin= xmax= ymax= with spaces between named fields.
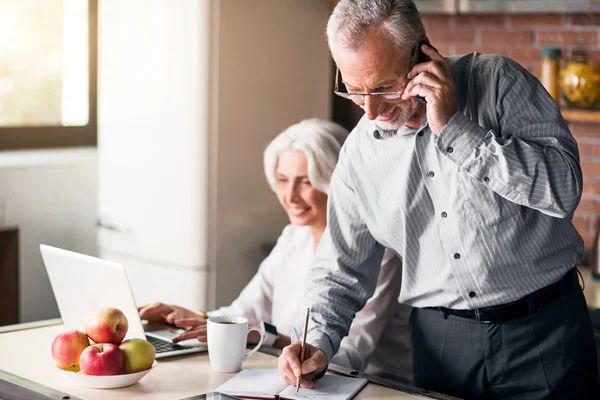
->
xmin=296 ymin=308 xmax=310 ymax=392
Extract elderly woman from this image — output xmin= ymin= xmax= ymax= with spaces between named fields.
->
xmin=139 ymin=119 xmax=412 ymax=381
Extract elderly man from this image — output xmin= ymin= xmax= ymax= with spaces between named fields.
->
xmin=278 ymin=0 xmax=600 ymax=398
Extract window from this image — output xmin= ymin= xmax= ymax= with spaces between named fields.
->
xmin=0 ymin=0 xmax=97 ymax=150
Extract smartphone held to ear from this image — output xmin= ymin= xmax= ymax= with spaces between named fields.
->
xmin=413 ymin=40 xmax=435 ymax=104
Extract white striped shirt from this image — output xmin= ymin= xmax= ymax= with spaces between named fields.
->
xmin=295 ymin=52 xmax=584 ymax=361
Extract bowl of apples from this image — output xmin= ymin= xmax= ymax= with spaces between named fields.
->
xmin=51 ymin=308 xmax=157 ymax=389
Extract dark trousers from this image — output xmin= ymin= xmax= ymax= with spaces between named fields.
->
xmin=410 ymin=289 xmax=600 ymax=399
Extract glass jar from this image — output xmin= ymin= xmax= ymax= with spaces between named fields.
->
xmin=560 ymin=51 xmax=600 ymax=109
xmin=540 ymin=46 xmax=562 ymax=102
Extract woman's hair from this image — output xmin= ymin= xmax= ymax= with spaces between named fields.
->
xmin=263 ymin=118 xmax=349 ymax=195
xmin=326 ymin=0 xmax=426 ymax=60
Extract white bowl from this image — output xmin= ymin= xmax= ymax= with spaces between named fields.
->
xmin=58 ymin=360 xmax=157 ymax=389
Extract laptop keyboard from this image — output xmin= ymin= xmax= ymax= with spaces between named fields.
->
xmin=146 ymin=334 xmax=192 ymax=354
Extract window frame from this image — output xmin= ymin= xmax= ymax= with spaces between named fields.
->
xmin=0 ymin=0 xmax=98 ymax=151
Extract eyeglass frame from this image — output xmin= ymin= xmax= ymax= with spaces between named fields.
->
xmin=333 ymin=43 xmax=420 ymax=102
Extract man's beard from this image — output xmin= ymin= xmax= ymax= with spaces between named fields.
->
xmin=375 ymin=101 xmax=418 ymax=133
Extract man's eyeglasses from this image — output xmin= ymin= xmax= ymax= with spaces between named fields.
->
xmin=333 ymin=44 xmax=418 ymax=102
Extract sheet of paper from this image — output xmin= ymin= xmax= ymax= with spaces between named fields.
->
xmin=215 ymin=369 xmax=367 ymax=400
xmin=279 ymin=374 xmax=367 ymax=400
xmin=215 ymin=369 xmax=288 ymax=398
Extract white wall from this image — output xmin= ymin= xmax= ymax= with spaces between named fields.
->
xmin=3 ymin=0 xmax=332 ymax=321
xmin=0 ymin=148 xmax=97 ymax=322
xmin=208 ymin=0 xmax=332 ymax=308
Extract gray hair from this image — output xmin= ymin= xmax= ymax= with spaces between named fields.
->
xmin=263 ymin=119 xmax=349 ymax=195
xmin=327 ymin=0 xmax=426 ymax=59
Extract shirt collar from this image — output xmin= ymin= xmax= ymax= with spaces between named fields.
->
xmin=371 ymin=117 xmax=428 ymax=140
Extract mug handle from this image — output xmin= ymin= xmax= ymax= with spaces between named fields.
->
xmin=245 ymin=326 xmax=265 ymax=359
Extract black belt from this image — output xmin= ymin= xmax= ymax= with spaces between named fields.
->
xmin=431 ymin=268 xmax=581 ymax=323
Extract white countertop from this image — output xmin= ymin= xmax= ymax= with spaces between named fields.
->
xmin=0 ymin=324 xmax=444 ymax=400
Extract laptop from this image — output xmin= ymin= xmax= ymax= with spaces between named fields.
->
xmin=40 ymin=244 xmax=207 ymax=359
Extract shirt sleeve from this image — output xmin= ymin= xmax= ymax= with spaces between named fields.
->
xmin=292 ymin=140 xmax=385 ymax=361
xmin=434 ymin=58 xmax=582 ymax=218
xmin=330 ymin=249 xmax=402 ymax=370
xmin=209 ymin=226 xmax=293 ymax=324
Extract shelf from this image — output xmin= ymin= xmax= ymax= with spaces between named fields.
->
xmin=561 ymin=108 xmax=600 ymax=123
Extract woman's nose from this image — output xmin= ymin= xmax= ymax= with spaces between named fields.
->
xmin=285 ymin=182 xmax=299 ymax=202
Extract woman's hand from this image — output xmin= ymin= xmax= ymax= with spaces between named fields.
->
xmin=169 ymin=317 xmax=208 ymax=343
xmin=278 ymin=342 xmax=328 ymax=389
xmin=170 ymin=319 xmax=292 ymax=346
xmin=401 ymin=43 xmax=458 ymax=135
xmin=138 ymin=302 xmax=203 ymax=325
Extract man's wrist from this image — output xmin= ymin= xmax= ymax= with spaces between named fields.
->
xmin=436 ymin=112 xmax=488 ymax=166
xmin=312 ymin=346 xmax=329 ymax=380
xmin=314 ymin=365 xmax=328 ymax=380
xmin=307 ymin=335 xmax=335 ymax=364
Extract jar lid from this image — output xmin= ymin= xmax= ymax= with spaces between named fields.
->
xmin=541 ymin=46 xmax=562 ymax=59
xmin=571 ymin=50 xmax=587 ymax=63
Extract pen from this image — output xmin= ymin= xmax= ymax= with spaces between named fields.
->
xmin=296 ymin=307 xmax=310 ymax=392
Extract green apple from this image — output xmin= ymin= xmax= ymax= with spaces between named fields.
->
xmin=119 ymin=338 xmax=156 ymax=373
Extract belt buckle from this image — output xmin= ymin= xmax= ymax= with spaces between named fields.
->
xmin=474 ymin=308 xmax=492 ymax=323
xmin=474 ymin=308 xmax=482 ymax=322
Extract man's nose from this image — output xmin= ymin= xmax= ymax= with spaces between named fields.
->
xmin=363 ymin=96 xmax=383 ymax=120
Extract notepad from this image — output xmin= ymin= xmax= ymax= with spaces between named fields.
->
xmin=215 ymin=369 xmax=368 ymax=400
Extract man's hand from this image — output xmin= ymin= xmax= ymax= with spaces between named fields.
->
xmin=401 ymin=43 xmax=458 ymax=135
xmin=278 ymin=342 xmax=328 ymax=389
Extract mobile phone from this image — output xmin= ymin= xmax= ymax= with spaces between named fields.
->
xmin=413 ymin=40 xmax=434 ymax=104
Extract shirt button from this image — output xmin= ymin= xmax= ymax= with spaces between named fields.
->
xmin=441 ymin=212 xmax=447 ymax=218
xmin=428 ymin=171 xmax=435 ymax=177
xmin=484 ymin=176 xmax=490 ymax=183
xmin=469 ymin=291 xmax=476 ymax=298
xmin=453 ymin=253 xmax=461 ymax=259
xmin=447 ymin=147 xmax=454 ymax=153
xmin=417 ymin=131 xmax=423 ymax=137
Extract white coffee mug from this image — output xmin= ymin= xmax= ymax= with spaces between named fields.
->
xmin=207 ymin=316 xmax=265 ymax=372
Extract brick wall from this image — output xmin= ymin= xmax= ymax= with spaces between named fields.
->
xmin=421 ymin=13 xmax=600 ymax=261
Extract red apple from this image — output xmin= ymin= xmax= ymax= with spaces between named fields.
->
xmin=84 ymin=308 xmax=129 ymax=345
xmin=79 ymin=343 xmax=124 ymax=375
xmin=119 ymin=338 xmax=156 ymax=373
xmin=51 ymin=330 xmax=90 ymax=372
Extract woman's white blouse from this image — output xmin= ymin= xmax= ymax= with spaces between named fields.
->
xmin=211 ymin=224 xmax=412 ymax=380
